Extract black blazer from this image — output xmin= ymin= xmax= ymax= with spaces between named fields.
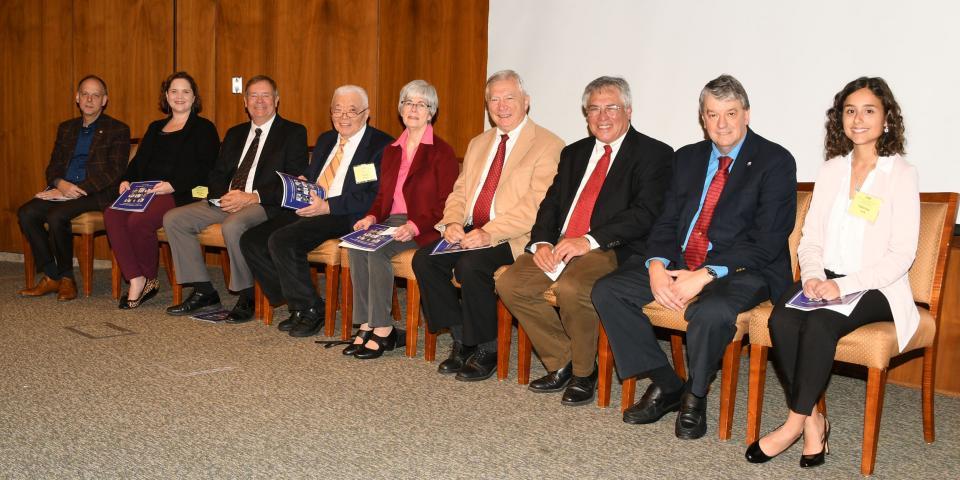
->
xmin=529 ymin=126 xmax=674 ymax=263
xmin=644 ymin=128 xmax=797 ymax=301
xmin=304 ymin=126 xmax=394 ymax=225
xmin=123 ymin=114 xmax=220 ymax=206
xmin=45 ymin=113 xmax=130 ymax=209
xmin=208 ymin=114 xmax=309 ymax=218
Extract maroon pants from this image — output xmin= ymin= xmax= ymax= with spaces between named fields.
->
xmin=104 ymin=194 xmax=177 ymax=282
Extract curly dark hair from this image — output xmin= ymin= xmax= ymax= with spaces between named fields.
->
xmin=824 ymin=76 xmax=905 ymax=160
xmin=159 ymin=71 xmax=202 ymax=115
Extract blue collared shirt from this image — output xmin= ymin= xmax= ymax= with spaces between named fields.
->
xmin=647 ymin=135 xmax=747 ymax=277
xmin=63 ymin=118 xmax=99 ymax=184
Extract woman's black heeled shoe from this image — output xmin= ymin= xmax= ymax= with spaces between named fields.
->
xmin=745 ymin=426 xmax=801 ymax=463
xmin=353 ymin=328 xmax=397 ymax=360
xmin=800 ymin=417 xmax=830 ymax=468
xmin=342 ymin=329 xmax=373 ymax=356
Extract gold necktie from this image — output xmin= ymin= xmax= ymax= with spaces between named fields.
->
xmin=318 ymin=137 xmax=348 ymax=191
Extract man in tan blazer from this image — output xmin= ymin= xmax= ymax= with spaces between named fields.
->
xmin=412 ymin=69 xmax=564 ymax=382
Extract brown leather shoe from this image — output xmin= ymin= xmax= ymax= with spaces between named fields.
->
xmin=57 ymin=277 xmax=78 ymax=301
xmin=18 ymin=275 xmax=61 ymax=297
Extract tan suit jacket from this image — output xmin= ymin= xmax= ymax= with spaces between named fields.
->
xmin=437 ymin=118 xmax=564 ymax=258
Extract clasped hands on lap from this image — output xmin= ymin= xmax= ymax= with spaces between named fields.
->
xmin=649 ymin=260 xmax=713 ymax=311
xmin=35 ymin=179 xmax=87 ymax=200
xmin=219 ymin=189 xmax=260 ymax=213
xmin=442 ymin=222 xmax=491 ymax=249
xmin=352 ymin=215 xmax=416 ymax=242
xmin=802 ymin=278 xmax=840 ymax=302
xmin=531 ymin=237 xmax=590 ymax=272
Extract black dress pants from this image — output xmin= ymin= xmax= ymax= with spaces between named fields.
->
xmin=18 ymin=194 xmax=109 ymax=279
xmin=411 ymin=241 xmax=514 ymax=346
xmin=592 ymin=255 xmax=769 ymax=396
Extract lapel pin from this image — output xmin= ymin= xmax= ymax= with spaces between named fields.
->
xmin=746 ymin=161 xmax=752 ymax=166
xmin=98 ymin=130 xmax=103 ymax=134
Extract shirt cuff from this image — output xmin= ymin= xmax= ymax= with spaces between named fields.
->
xmin=406 ymin=220 xmax=420 ymax=236
xmin=529 ymin=242 xmax=552 ymax=254
xmin=583 ymin=234 xmax=600 ymax=250
xmin=253 ymin=190 xmax=261 ymax=203
xmin=705 ymin=265 xmax=728 ymax=278
xmin=646 ymin=257 xmax=671 ymax=270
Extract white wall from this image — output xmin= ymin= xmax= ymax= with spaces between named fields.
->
xmin=488 ymin=0 xmax=960 ymax=203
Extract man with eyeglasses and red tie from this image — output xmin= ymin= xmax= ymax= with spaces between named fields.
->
xmin=496 ymin=76 xmax=673 ymax=406
xmin=238 ymin=84 xmax=393 ymax=337
xmin=592 ymin=74 xmax=797 ymax=439
xmin=412 ymin=69 xmax=564 ymax=382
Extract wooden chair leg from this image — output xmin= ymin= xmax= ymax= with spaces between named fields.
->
xmin=746 ymin=344 xmax=768 ymax=444
xmin=254 ymin=282 xmax=263 ymax=320
xmin=861 ymin=367 xmax=887 ymax=476
xmin=922 ymin=346 xmax=936 ymax=443
xmin=80 ymin=233 xmax=94 ymax=297
xmin=405 ymin=280 xmax=421 ymax=357
xmin=22 ymin=233 xmax=35 ymax=289
xmin=219 ymin=249 xmax=231 ymax=289
xmin=263 ymin=299 xmax=274 ymax=326
xmin=517 ymin=323 xmax=532 ymax=385
xmin=670 ymin=335 xmax=687 ymax=380
xmin=817 ymin=394 xmax=828 ymax=417
xmin=496 ymin=299 xmax=512 ymax=380
xmin=423 ymin=322 xmax=437 ymax=362
xmin=322 ymin=264 xmax=340 ymax=338
xmin=336 ymin=265 xmax=349 ymax=339
xmin=621 ymin=377 xmax=637 ymax=413
xmin=111 ymin=252 xmax=122 ymax=300
xmin=391 ymin=287 xmax=401 ymax=322
xmin=718 ymin=339 xmax=742 ymax=440
xmin=597 ymin=324 xmax=614 ymax=407
xmin=159 ymin=241 xmax=175 ymax=288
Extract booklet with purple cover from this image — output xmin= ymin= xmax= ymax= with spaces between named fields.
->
xmin=785 ymin=289 xmax=867 ymax=316
xmin=339 ymin=224 xmax=395 ymax=251
xmin=429 ymin=238 xmax=493 ymax=255
xmin=278 ymin=171 xmax=324 ymax=209
xmin=190 ymin=309 xmax=231 ymax=323
xmin=109 ymin=180 xmax=161 ymax=212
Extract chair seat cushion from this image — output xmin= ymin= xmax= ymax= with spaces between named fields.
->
xmin=306 ymin=239 xmax=342 ymax=265
xmin=835 ymin=307 xmax=934 ymax=369
xmin=70 ymin=212 xmax=105 ymax=235
xmin=642 ymin=300 xmax=763 ymax=342
xmin=390 ymin=249 xmax=417 ymax=279
xmin=196 ymin=224 xmax=226 ymax=248
xmin=543 ymin=283 xmax=559 ymax=306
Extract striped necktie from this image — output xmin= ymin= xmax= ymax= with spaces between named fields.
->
xmin=684 ymin=155 xmax=732 ymax=270
xmin=318 ymin=136 xmax=348 ymax=191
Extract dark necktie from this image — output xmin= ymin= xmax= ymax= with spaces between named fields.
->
xmin=684 ymin=155 xmax=733 ymax=270
xmin=471 ymin=133 xmax=509 ymax=228
xmin=565 ymin=144 xmax=612 ymax=238
xmin=230 ymin=127 xmax=262 ymax=191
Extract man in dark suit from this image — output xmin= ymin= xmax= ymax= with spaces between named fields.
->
xmin=239 ymin=85 xmax=393 ymax=337
xmin=18 ymin=75 xmax=130 ymax=301
xmin=593 ymin=74 xmax=796 ymax=439
xmin=496 ymin=76 xmax=673 ymax=406
xmin=164 ymin=75 xmax=308 ymax=320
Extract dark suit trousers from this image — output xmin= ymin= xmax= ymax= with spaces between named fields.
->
xmin=592 ymin=255 xmax=769 ymax=396
xmin=768 ymin=281 xmax=892 ymax=413
xmin=239 ymin=211 xmax=351 ymax=311
xmin=412 ymin=241 xmax=514 ymax=347
xmin=18 ymin=193 xmax=111 ymax=279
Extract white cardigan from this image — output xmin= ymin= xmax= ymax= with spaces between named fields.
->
xmin=797 ymin=154 xmax=921 ymax=351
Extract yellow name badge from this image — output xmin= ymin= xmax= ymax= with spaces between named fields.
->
xmin=191 ymin=186 xmax=209 ymax=199
xmin=353 ymin=163 xmax=377 ymax=184
xmin=848 ymin=191 xmax=882 ymax=223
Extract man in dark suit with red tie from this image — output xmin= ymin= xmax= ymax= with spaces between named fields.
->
xmin=592 ymin=74 xmax=797 ymax=439
xmin=496 ymin=76 xmax=673 ymax=406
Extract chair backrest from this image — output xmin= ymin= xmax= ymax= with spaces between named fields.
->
xmin=129 ymin=137 xmax=141 ymax=161
xmin=789 ymin=183 xmax=815 ymax=281
xmin=908 ymin=193 xmax=958 ymax=324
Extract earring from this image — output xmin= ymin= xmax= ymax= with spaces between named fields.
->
xmin=884 ymin=124 xmax=889 ymax=133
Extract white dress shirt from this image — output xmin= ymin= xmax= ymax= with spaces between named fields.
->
xmin=317 ymin=125 xmax=368 ymax=198
xmin=466 ymin=115 xmax=530 ymax=226
xmin=237 ymin=114 xmax=276 ymax=194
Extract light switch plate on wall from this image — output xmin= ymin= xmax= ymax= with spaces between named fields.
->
xmin=231 ymin=77 xmax=242 ymax=94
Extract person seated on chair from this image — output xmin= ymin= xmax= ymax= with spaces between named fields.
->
xmin=412 ymin=69 xmax=564 ymax=382
xmin=18 ymin=74 xmax=130 ymax=301
xmin=496 ymin=76 xmax=673 ymax=405
xmin=239 ymin=85 xmax=393 ymax=337
xmin=163 ymin=75 xmax=308 ymax=321
xmin=104 ymin=71 xmax=220 ymax=309
xmin=745 ymin=77 xmax=919 ymax=469
xmin=344 ymin=80 xmax=458 ymax=358
xmin=592 ymin=74 xmax=797 ymax=439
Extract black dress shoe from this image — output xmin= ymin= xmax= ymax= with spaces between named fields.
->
xmin=455 ymin=348 xmax=497 ymax=382
xmin=166 ymin=290 xmax=221 ymax=316
xmin=623 ymin=383 xmax=683 ymax=424
xmin=528 ymin=362 xmax=573 ymax=393
xmin=354 ymin=328 xmax=398 ymax=360
xmin=800 ymin=417 xmax=830 ymax=468
xmin=289 ymin=306 xmax=324 ymax=337
xmin=225 ymin=296 xmax=256 ymax=324
xmin=342 ymin=329 xmax=373 ymax=356
xmin=278 ymin=311 xmax=299 ymax=332
xmin=438 ymin=342 xmax=475 ymax=375
xmin=561 ymin=368 xmax=598 ymax=406
xmin=675 ymin=391 xmax=708 ymax=440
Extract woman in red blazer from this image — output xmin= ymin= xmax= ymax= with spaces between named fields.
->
xmin=343 ymin=79 xmax=459 ymax=359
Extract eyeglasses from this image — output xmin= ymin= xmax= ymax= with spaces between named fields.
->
xmin=401 ymin=101 xmax=430 ymax=111
xmin=586 ymin=105 xmax=626 ymax=117
xmin=331 ymin=108 xmax=369 ymax=119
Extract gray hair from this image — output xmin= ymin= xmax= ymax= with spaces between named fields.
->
xmin=484 ymin=69 xmax=528 ymax=100
xmin=698 ymin=74 xmax=750 ymax=113
xmin=332 ymin=85 xmax=369 ymax=109
xmin=397 ymin=79 xmax=439 ymax=117
xmin=581 ymin=76 xmax=632 ymax=110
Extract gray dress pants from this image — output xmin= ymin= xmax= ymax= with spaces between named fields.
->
xmin=347 ymin=215 xmax=417 ymax=328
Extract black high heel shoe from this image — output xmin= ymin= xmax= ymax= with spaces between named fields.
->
xmin=745 ymin=425 xmax=802 ymax=463
xmin=342 ymin=329 xmax=373 ymax=356
xmin=800 ymin=416 xmax=830 ymax=468
xmin=353 ymin=327 xmax=398 ymax=360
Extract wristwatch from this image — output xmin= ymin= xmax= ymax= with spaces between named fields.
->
xmin=704 ymin=266 xmax=719 ymax=280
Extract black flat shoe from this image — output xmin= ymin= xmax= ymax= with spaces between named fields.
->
xmin=800 ymin=417 xmax=830 ymax=468
xmin=675 ymin=391 xmax=708 ymax=440
xmin=623 ymin=383 xmax=683 ymax=425
xmin=343 ymin=329 xmax=373 ymax=356
xmin=354 ymin=328 xmax=398 ymax=360
xmin=166 ymin=289 xmax=221 ymax=316
xmin=126 ymin=278 xmax=159 ymax=309
xmin=745 ymin=426 xmax=801 ymax=463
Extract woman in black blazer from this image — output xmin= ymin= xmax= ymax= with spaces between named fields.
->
xmin=104 ymin=71 xmax=220 ymax=308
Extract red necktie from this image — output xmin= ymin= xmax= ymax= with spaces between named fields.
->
xmin=471 ymin=134 xmax=509 ymax=228
xmin=684 ymin=155 xmax=733 ymax=270
xmin=565 ymin=144 xmax=612 ymax=238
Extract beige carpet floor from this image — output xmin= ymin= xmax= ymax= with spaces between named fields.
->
xmin=1 ymin=260 xmax=958 ymax=479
